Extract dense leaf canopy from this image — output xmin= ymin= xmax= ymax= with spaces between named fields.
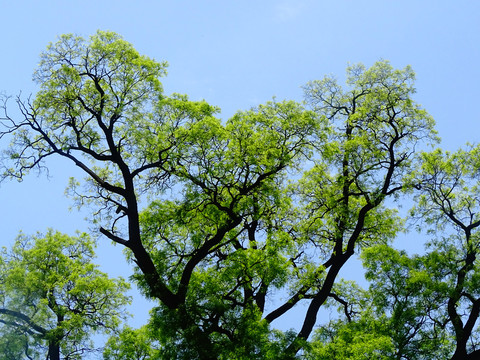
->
xmin=0 ymin=230 xmax=130 ymax=359
xmin=3 ymin=31 xmax=479 ymax=359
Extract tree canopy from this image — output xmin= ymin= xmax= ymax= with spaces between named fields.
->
xmin=2 ymin=30 xmax=479 ymax=359
xmin=0 ymin=229 xmax=130 ymax=360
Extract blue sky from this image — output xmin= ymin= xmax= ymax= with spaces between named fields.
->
xmin=0 ymin=0 xmax=479 ymax=332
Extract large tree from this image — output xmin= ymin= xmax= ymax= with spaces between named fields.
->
xmin=0 ymin=230 xmax=130 ymax=360
xmin=0 ymin=31 xmax=437 ymax=358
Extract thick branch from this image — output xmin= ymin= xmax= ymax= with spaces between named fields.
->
xmin=0 ymin=308 xmax=47 ymax=336
xmin=99 ymin=227 xmax=130 ymax=246
xmin=177 ymin=216 xmax=243 ymax=302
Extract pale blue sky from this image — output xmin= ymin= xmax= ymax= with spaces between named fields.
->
xmin=0 ymin=0 xmax=479 ymax=333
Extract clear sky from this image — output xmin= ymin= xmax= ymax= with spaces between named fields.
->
xmin=0 ymin=0 xmax=479 ymax=333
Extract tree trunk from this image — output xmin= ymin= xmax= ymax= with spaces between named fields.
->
xmin=47 ymin=342 xmax=60 ymax=360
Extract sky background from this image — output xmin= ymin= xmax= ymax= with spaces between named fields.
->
xmin=0 ymin=0 xmax=479 ymax=338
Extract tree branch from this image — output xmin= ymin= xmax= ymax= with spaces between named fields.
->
xmin=0 ymin=308 xmax=47 ymax=336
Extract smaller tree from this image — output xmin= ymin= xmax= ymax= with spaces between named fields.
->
xmin=0 ymin=229 xmax=131 ymax=360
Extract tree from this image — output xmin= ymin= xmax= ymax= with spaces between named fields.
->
xmin=0 ymin=31 xmax=437 ymax=358
xmin=0 ymin=230 xmax=131 ymax=360
xmin=360 ymin=245 xmax=453 ymax=360
xmin=410 ymin=145 xmax=480 ymax=359
xmin=276 ymin=60 xmax=436 ymax=356
xmin=310 ymin=145 xmax=480 ymax=360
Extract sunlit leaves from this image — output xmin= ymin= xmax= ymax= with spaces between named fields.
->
xmin=306 ymin=316 xmax=395 ymax=360
xmin=103 ymin=326 xmax=160 ymax=360
xmin=0 ymin=230 xmax=131 ymax=359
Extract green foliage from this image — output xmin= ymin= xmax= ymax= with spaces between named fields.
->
xmin=361 ymin=245 xmax=453 ymax=359
xmin=306 ymin=316 xmax=395 ymax=360
xmin=103 ymin=326 xmax=160 ymax=360
xmin=313 ymin=145 xmax=480 ymax=359
xmin=0 ymin=31 xmax=441 ymax=358
xmin=0 ymin=230 xmax=131 ymax=359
